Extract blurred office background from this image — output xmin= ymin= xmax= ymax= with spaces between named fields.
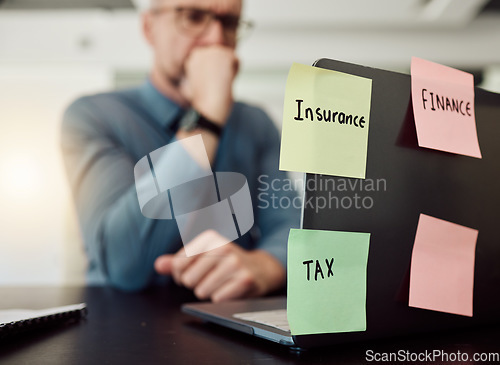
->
xmin=0 ymin=0 xmax=499 ymax=286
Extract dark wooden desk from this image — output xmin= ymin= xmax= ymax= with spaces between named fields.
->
xmin=0 ymin=286 xmax=499 ymax=364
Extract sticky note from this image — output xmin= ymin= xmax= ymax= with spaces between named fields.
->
xmin=287 ymin=228 xmax=370 ymax=335
xmin=409 ymin=214 xmax=478 ymax=317
xmin=279 ymin=63 xmax=372 ymax=179
xmin=411 ymin=57 xmax=481 ymax=158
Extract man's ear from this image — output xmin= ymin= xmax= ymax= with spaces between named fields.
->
xmin=142 ymin=12 xmax=155 ymax=46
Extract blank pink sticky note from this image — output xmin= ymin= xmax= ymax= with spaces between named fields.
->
xmin=409 ymin=214 xmax=478 ymax=317
xmin=411 ymin=57 xmax=482 ymax=158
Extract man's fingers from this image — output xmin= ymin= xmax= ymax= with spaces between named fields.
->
xmin=169 ymin=235 xmax=206 ymax=282
xmin=154 ymin=255 xmax=174 ymax=275
xmin=193 ymin=254 xmax=239 ymax=300
xmin=179 ymin=253 xmax=221 ymax=289
xmin=171 ymin=230 xmax=227 ymax=283
xmin=211 ymin=271 xmax=255 ymax=303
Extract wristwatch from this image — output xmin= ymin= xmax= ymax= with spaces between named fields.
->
xmin=179 ymin=108 xmax=223 ymax=137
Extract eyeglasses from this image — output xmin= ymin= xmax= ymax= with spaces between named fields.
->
xmin=151 ymin=7 xmax=254 ymax=44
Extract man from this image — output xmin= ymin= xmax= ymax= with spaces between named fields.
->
xmin=61 ymin=0 xmax=299 ymax=302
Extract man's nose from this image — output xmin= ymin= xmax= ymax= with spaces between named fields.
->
xmin=200 ymin=18 xmax=227 ymax=46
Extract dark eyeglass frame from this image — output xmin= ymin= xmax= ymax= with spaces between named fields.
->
xmin=150 ymin=6 xmax=254 ymax=42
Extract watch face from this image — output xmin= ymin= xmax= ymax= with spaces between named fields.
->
xmin=180 ymin=108 xmax=200 ymax=131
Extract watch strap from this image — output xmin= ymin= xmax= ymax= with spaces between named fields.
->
xmin=180 ymin=108 xmax=223 ymax=137
xmin=196 ymin=113 xmax=223 ymax=137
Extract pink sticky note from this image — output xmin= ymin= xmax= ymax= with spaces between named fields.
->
xmin=411 ymin=57 xmax=482 ymax=158
xmin=409 ymin=214 xmax=478 ymax=317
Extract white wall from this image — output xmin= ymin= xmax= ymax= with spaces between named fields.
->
xmin=0 ymin=64 xmax=111 ymax=285
xmin=0 ymin=4 xmax=499 ymax=285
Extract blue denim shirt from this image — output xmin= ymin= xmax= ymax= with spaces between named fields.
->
xmin=61 ymin=80 xmax=300 ymax=291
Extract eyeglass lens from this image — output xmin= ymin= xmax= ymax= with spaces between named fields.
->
xmin=177 ymin=8 xmax=241 ymax=37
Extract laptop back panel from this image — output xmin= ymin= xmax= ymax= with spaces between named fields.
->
xmin=295 ymin=58 xmax=500 ymax=348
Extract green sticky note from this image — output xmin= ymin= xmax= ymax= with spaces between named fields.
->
xmin=287 ymin=228 xmax=370 ymax=335
xmin=279 ymin=63 xmax=372 ymax=179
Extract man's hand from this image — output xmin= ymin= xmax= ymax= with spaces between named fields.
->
xmin=154 ymin=230 xmax=285 ymax=302
xmin=180 ymin=46 xmax=239 ymax=125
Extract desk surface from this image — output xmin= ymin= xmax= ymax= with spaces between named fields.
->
xmin=0 ymin=286 xmax=499 ymax=364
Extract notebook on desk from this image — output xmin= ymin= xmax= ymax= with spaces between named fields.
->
xmin=182 ymin=58 xmax=500 ymax=349
xmin=0 ymin=303 xmax=87 ymax=340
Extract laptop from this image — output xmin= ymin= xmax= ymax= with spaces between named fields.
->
xmin=182 ymin=58 xmax=500 ymax=349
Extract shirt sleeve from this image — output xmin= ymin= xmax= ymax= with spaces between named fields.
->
xmin=250 ymin=108 xmax=301 ymax=268
xmin=61 ymin=96 xmax=182 ymax=291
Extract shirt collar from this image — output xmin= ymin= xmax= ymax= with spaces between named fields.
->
xmin=139 ymin=78 xmax=184 ymax=131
